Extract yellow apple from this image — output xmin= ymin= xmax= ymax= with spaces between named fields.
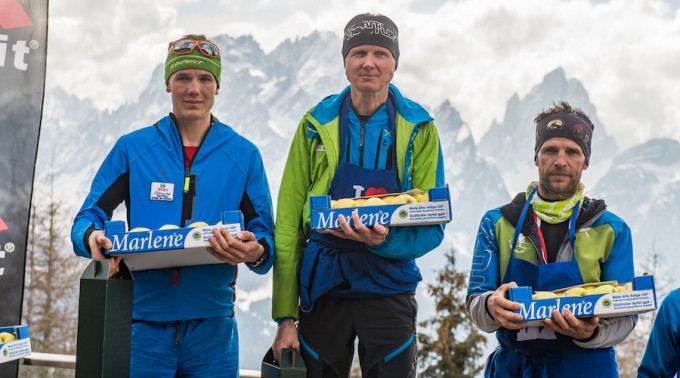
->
xmin=188 ymin=221 xmax=209 ymax=228
xmin=0 ymin=331 xmax=16 ymax=343
xmin=159 ymin=224 xmax=180 ymax=230
xmin=591 ymin=284 xmax=616 ymax=295
xmin=354 ymin=198 xmax=367 ymax=207
xmin=582 ymin=285 xmax=597 ymax=295
xmin=390 ymin=194 xmax=417 ymax=204
xmin=532 ymin=291 xmax=559 ymax=300
xmin=416 ymin=193 xmax=429 ymax=202
xmin=129 ymin=227 xmax=151 ymax=233
xmin=563 ymin=287 xmax=589 ymax=297
xmin=364 ymin=197 xmax=387 ymax=206
xmin=381 ymin=195 xmax=397 ymax=204
xmin=333 ymin=198 xmax=358 ymax=208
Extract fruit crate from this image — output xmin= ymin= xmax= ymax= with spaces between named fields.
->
xmin=0 ymin=325 xmax=31 ymax=363
xmin=309 ymin=186 xmax=452 ymax=229
xmin=104 ymin=210 xmax=244 ymax=271
xmin=508 ymin=275 xmax=657 ymax=327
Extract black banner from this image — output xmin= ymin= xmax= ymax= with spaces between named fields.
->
xmin=0 ymin=0 xmax=48 ymax=374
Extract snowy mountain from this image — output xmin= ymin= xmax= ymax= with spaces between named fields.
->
xmin=37 ymin=31 xmax=678 ymax=370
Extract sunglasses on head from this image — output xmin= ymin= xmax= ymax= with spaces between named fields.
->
xmin=169 ymin=39 xmax=220 ymax=57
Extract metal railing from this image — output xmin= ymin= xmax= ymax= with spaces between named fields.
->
xmin=21 ymin=353 xmax=261 ymax=377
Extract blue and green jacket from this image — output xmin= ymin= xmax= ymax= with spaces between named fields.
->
xmin=272 ymin=84 xmax=446 ymax=320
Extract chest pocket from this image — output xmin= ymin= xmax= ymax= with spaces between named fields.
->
xmin=309 ymin=139 xmax=329 ymax=189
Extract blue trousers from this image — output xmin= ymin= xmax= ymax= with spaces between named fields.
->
xmin=130 ymin=316 xmax=238 ymax=377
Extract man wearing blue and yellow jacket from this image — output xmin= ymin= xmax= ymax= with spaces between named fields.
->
xmin=71 ymin=34 xmax=274 ymax=377
xmin=271 ymin=13 xmax=445 ymax=378
xmin=466 ymin=101 xmax=636 ymax=377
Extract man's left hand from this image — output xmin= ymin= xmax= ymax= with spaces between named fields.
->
xmin=542 ymin=308 xmax=599 ymax=340
xmin=322 ymin=210 xmax=389 ymax=246
xmin=207 ymin=229 xmax=264 ymax=265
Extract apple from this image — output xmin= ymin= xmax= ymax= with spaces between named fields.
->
xmin=159 ymin=224 xmax=180 ymax=230
xmin=582 ymin=285 xmax=597 ymax=295
xmin=591 ymin=284 xmax=616 ymax=295
xmin=416 ymin=193 xmax=429 ymax=202
xmin=0 ymin=331 xmax=16 ymax=343
xmin=563 ymin=287 xmax=589 ymax=297
xmin=390 ymin=194 xmax=417 ymax=204
xmin=354 ymin=198 xmax=367 ymax=207
xmin=188 ymin=221 xmax=209 ymax=228
xmin=129 ymin=227 xmax=151 ymax=233
xmin=532 ymin=291 xmax=559 ymax=300
xmin=381 ymin=195 xmax=397 ymax=204
xmin=364 ymin=197 xmax=386 ymax=206
xmin=332 ymin=198 xmax=358 ymax=208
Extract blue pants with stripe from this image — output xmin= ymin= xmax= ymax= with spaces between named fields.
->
xmin=298 ymin=293 xmax=417 ymax=378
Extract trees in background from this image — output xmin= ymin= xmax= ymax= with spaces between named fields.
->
xmin=417 ymin=249 xmax=487 ymax=377
xmin=20 ymin=177 xmax=86 ymax=377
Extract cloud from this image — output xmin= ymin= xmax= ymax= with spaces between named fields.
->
xmin=47 ymin=0 xmax=680 ymax=149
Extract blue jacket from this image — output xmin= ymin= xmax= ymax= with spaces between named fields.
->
xmin=638 ymin=288 xmax=680 ymax=378
xmin=71 ymin=115 xmax=274 ymax=321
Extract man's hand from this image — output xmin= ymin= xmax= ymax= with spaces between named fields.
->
xmin=88 ymin=230 xmax=121 ymax=277
xmin=272 ymin=319 xmax=300 ymax=361
xmin=486 ymin=282 xmax=528 ymax=330
xmin=321 ymin=210 xmax=389 ymax=246
xmin=543 ymin=308 xmax=599 ymax=340
xmin=208 ymin=229 xmax=264 ymax=265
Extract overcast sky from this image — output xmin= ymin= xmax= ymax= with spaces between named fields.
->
xmin=47 ymin=0 xmax=680 ymax=149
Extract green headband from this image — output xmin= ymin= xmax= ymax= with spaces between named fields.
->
xmin=164 ymin=35 xmax=221 ymax=88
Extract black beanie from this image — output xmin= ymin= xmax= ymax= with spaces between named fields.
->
xmin=342 ymin=13 xmax=399 ymax=67
xmin=535 ymin=111 xmax=594 ymax=165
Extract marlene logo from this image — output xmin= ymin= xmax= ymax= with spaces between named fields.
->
xmin=315 ymin=210 xmax=390 ymax=229
xmin=110 ymin=231 xmax=184 ymax=252
xmin=519 ymin=298 xmax=594 ymax=319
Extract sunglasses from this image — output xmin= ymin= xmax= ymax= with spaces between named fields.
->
xmin=169 ymin=39 xmax=220 ymax=57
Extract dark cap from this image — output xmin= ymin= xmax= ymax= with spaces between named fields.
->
xmin=342 ymin=13 xmax=399 ymax=67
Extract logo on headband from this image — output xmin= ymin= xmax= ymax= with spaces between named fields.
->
xmin=572 ymin=124 xmax=584 ymax=138
xmin=546 ymin=119 xmax=563 ymax=129
xmin=346 ymin=21 xmax=397 ymax=42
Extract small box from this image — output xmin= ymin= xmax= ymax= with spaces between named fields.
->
xmin=0 ymin=325 xmax=31 ymax=364
xmin=509 ymin=275 xmax=657 ymax=327
xmin=104 ymin=211 xmax=244 ymax=271
xmin=261 ymin=347 xmax=306 ymax=378
xmin=310 ymin=187 xmax=452 ymax=229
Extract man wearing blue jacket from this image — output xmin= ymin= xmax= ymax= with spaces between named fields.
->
xmin=466 ymin=101 xmax=636 ymax=377
xmin=71 ymin=34 xmax=274 ymax=377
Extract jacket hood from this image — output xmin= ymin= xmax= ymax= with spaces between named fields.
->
xmin=309 ymin=83 xmax=433 ymax=126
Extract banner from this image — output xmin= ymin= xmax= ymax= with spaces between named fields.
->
xmin=0 ymin=0 xmax=48 ymax=375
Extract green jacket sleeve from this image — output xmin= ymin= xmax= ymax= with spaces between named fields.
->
xmin=272 ymin=117 xmax=312 ymax=321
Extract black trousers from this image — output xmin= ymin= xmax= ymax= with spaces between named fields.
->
xmin=298 ymin=292 xmax=417 ymax=378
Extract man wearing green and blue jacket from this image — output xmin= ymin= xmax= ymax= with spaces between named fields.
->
xmin=271 ymin=13 xmax=445 ymax=378
xmin=71 ymin=34 xmax=274 ymax=377
xmin=466 ymin=101 xmax=636 ymax=377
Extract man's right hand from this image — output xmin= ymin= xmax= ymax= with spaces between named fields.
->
xmin=272 ymin=319 xmax=300 ymax=361
xmin=88 ymin=230 xmax=121 ymax=277
xmin=486 ymin=282 xmax=528 ymax=330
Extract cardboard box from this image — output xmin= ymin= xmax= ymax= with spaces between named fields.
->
xmin=509 ymin=275 xmax=657 ymax=327
xmin=261 ymin=347 xmax=306 ymax=378
xmin=104 ymin=211 xmax=244 ymax=271
xmin=310 ymin=187 xmax=452 ymax=229
xmin=0 ymin=325 xmax=31 ymax=364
